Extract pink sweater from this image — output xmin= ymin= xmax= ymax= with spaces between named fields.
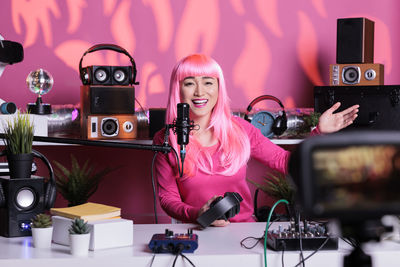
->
xmin=153 ymin=116 xmax=293 ymax=223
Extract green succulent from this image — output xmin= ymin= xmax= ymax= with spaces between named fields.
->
xmin=3 ymin=111 xmax=34 ymax=155
xmin=53 ymin=155 xmax=117 ymax=207
xmin=68 ymin=218 xmax=90 ymax=235
xmin=31 ymin=213 xmax=52 ymax=228
xmin=248 ymin=171 xmax=297 ymax=219
xmin=303 ymin=112 xmax=321 ymax=129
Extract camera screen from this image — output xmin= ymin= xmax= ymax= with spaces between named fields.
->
xmin=311 ymin=145 xmax=400 ymax=213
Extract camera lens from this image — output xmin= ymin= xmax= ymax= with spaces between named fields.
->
xmin=101 ymin=118 xmax=118 ymax=136
xmin=342 ymin=66 xmax=360 ymax=84
xmin=113 ymin=69 xmax=127 ymax=83
xmin=94 ymin=68 xmax=109 ymax=83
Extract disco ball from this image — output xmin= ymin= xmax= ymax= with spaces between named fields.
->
xmin=26 ymin=68 xmax=53 ymax=96
xmin=26 ymin=68 xmax=53 ymax=114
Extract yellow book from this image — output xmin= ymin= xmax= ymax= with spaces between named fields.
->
xmin=50 ymin=202 xmax=121 ymax=221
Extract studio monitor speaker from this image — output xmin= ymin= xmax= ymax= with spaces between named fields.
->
xmin=86 ymin=114 xmax=138 ymax=140
xmin=80 ymin=85 xmax=135 ymax=115
xmin=0 ymin=176 xmax=45 ymax=237
xmin=336 ymin=17 xmax=374 ymax=64
xmin=330 ymin=63 xmax=384 ymax=86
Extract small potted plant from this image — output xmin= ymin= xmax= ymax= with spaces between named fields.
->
xmin=69 ymin=218 xmax=91 ymax=256
xmin=31 ymin=213 xmax=53 ymax=248
xmin=53 ymin=154 xmax=116 ymax=207
xmin=248 ymin=170 xmax=296 ymax=220
xmin=2 ymin=111 xmax=34 ymax=178
xmin=302 ymin=111 xmax=321 ymax=131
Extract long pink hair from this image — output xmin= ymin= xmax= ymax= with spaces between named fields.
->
xmin=166 ymin=54 xmax=250 ymax=177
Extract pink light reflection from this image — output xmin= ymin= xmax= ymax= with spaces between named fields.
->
xmin=296 ymin=11 xmax=323 ymax=86
xmin=233 ymin=23 xmax=270 ymax=102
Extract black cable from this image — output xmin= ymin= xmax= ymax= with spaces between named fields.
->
xmin=293 ymin=236 xmax=331 ymax=267
xmin=281 ymin=242 xmax=286 ymax=267
xmin=341 ymin=237 xmax=357 ymax=248
xmin=149 ymin=254 xmax=156 ymax=267
xmin=162 ymin=125 xmax=182 ymax=177
xmin=180 ymin=253 xmax=196 ymax=267
xmin=150 ymin=152 xmax=159 ymax=224
xmin=179 ymin=151 xmax=185 ymax=177
xmin=170 ymin=146 xmax=182 ymax=177
xmin=296 ymin=213 xmax=305 ymax=267
xmin=150 ymin=126 xmax=181 ymax=224
xmin=172 ymin=253 xmax=180 ymax=267
xmin=240 ymin=236 xmax=264 ymax=249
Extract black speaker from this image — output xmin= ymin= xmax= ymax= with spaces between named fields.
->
xmin=314 ymin=85 xmax=400 ymax=130
xmin=0 ymin=176 xmax=45 ymax=237
xmin=149 ymin=108 xmax=166 ymax=138
xmin=81 ymin=65 xmax=134 ymax=86
xmin=80 ymin=85 xmax=135 ymax=115
xmin=0 ymin=149 xmax=56 ymax=237
xmin=79 ymin=43 xmax=139 ymax=86
xmin=336 ymin=17 xmax=374 ymax=64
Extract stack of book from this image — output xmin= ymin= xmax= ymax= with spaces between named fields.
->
xmin=50 ymin=202 xmax=122 ymax=221
xmin=50 ymin=202 xmax=133 ymax=250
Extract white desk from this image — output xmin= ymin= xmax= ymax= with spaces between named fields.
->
xmin=0 ymin=222 xmax=399 ymax=267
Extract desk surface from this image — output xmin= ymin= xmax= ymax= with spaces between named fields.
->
xmin=0 ymin=222 xmax=399 ymax=267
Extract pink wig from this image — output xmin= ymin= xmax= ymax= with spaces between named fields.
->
xmin=166 ymin=54 xmax=250 ymax=177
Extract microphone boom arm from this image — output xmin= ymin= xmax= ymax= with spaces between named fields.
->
xmin=0 ymin=134 xmax=172 ymax=153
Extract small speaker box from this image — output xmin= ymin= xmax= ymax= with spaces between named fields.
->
xmin=81 ymin=65 xmax=134 ymax=85
xmin=80 ymin=85 xmax=135 ymax=115
xmin=336 ymin=17 xmax=374 ymax=64
xmin=330 ymin=63 xmax=384 ymax=86
xmin=0 ymin=176 xmax=45 ymax=237
xmin=86 ymin=114 xmax=138 ymax=140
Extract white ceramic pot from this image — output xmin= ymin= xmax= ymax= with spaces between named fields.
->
xmin=31 ymin=227 xmax=53 ymax=248
xmin=69 ymin=233 xmax=90 ymax=256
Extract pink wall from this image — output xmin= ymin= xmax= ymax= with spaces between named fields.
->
xmin=1 ymin=0 xmax=400 ymax=223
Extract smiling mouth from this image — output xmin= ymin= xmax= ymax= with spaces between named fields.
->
xmin=192 ymin=99 xmax=208 ymax=107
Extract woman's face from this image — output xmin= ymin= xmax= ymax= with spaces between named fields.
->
xmin=180 ymin=76 xmax=219 ymax=120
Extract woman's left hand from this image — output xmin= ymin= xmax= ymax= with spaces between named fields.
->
xmin=317 ymin=102 xmax=359 ymax=134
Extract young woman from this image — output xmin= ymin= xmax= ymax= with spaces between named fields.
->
xmin=153 ymin=54 xmax=359 ymax=226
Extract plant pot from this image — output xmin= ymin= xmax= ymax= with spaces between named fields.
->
xmin=69 ymin=233 xmax=90 ymax=256
xmin=7 ymin=153 xmax=33 ymax=179
xmin=31 ymin=227 xmax=53 ymax=248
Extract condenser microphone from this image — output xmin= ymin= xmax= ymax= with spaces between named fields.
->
xmin=176 ymin=103 xmax=191 ymax=156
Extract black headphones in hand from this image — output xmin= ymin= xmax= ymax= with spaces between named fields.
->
xmin=244 ymin=95 xmax=287 ymax=136
xmin=196 ymin=192 xmax=243 ymax=228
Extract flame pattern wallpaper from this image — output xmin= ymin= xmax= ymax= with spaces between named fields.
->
xmin=0 ymin=0 xmax=399 ymax=111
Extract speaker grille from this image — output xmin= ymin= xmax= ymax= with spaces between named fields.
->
xmin=336 ymin=18 xmax=374 ymax=64
xmin=89 ymin=86 xmax=135 ymax=114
